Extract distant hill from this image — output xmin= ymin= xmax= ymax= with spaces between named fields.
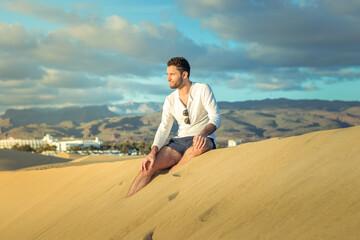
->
xmin=0 ymin=102 xmax=164 ymax=127
xmin=1 ymin=105 xmax=118 ymax=127
xmin=218 ymin=98 xmax=360 ymax=111
xmin=0 ymin=99 xmax=359 ymax=145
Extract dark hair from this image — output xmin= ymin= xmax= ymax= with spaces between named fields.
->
xmin=167 ymin=57 xmax=191 ymax=78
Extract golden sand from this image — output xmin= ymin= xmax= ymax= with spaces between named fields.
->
xmin=1 ymin=126 xmax=360 ymax=239
xmin=54 ymin=152 xmax=83 ymax=160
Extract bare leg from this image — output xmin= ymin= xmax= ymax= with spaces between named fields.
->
xmin=126 ymin=146 xmax=182 ymax=197
xmin=170 ymin=137 xmax=214 ymax=173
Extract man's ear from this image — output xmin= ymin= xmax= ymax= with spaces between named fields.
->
xmin=182 ymin=71 xmax=188 ymax=79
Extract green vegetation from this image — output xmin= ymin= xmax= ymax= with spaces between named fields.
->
xmin=68 ymin=144 xmax=85 ymax=152
xmin=106 ymin=141 xmax=152 ymax=155
xmin=11 ymin=144 xmax=34 ymax=152
xmin=35 ymin=144 xmax=57 ymax=153
xmin=65 ymin=141 xmax=152 ymax=155
xmin=11 ymin=144 xmax=57 ymax=153
xmin=9 ymin=141 xmax=153 ymax=155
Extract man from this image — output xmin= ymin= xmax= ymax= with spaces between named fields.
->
xmin=126 ymin=57 xmax=221 ymax=197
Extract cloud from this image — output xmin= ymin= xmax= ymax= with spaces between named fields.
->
xmin=177 ymin=0 xmax=360 ymax=67
xmin=0 ymin=59 xmax=44 ymax=80
xmin=0 ymin=22 xmax=37 ymax=49
xmin=0 ymin=80 xmax=58 ymax=107
xmin=0 ymin=79 xmax=124 ymax=109
xmin=2 ymin=1 xmax=247 ymax=70
xmin=40 ymin=68 xmax=106 ymax=88
xmin=2 ymin=0 xmax=96 ymax=25
xmin=61 ymin=16 xmax=208 ymax=64
xmin=30 ymin=30 xmax=153 ymax=76
xmin=220 ymin=66 xmax=360 ymax=92
xmin=320 ymin=0 xmax=360 ymax=16
xmin=173 ymin=0 xmax=360 ymax=93
xmin=1 ymin=0 xmax=359 ymax=114
xmin=0 ymin=18 xmax=177 ymax=113
xmin=107 ymin=76 xmax=171 ymax=97
xmin=0 ymin=80 xmax=38 ymax=91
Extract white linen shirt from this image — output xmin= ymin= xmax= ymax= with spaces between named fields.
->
xmin=152 ymin=82 xmax=221 ymax=149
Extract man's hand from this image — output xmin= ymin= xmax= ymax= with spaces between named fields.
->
xmin=193 ymin=134 xmax=207 ymax=150
xmin=141 ymin=154 xmax=155 ymax=171
xmin=141 ymin=146 xmax=158 ymax=171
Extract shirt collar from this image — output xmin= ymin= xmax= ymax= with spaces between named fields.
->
xmin=174 ymin=82 xmax=194 ymax=108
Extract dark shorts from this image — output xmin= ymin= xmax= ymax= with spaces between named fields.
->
xmin=165 ymin=136 xmax=216 ymax=155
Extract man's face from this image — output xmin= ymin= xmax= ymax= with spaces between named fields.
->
xmin=166 ymin=65 xmax=183 ymax=89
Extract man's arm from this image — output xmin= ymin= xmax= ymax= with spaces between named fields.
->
xmin=202 ymin=84 xmax=221 ymax=130
xmin=192 ymin=123 xmax=217 ymax=151
xmin=199 ymin=123 xmax=217 ymax=137
xmin=193 ymin=85 xmax=221 ymax=150
xmin=151 ymin=96 xmax=174 ymax=150
xmin=142 ymin=96 xmax=173 ymax=171
xmin=198 ymin=84 xmax=221 ymax=139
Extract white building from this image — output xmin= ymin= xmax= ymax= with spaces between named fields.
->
xmin=0 ymin=134 xmax=102 ymax=152
xmin=228 ymin=139 xmax=242 ymax=147
xmin=0 ymin=137 xmax=45 ymax=149
xmin=54 ymin=137 xmax=102 ymax=152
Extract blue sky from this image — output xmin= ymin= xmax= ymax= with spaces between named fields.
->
xmin=1 ymin=0 xmax=360 ymax=113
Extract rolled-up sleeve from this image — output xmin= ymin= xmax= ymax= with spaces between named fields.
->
xmin=152 ymin=96 xmax=175 ymax=149
xmin=202 ymin=84 xmax=221 ymax=129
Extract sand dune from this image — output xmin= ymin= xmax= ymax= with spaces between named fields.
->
xmin=54 ymin=152 xmax=83 ymax=160
xmin=71 ymin=154 xmax=144 ymax=163
xmin=0 ymin=126 xmax=360 ymax=239
xmin=0 ymin=149 xmax=71 ymax=171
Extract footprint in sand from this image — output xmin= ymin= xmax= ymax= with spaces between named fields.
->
xmin=199 ymin=204 xmax=219 ymax=222
xmin=172 ymin=173 xmax=181 ymax=177
xmin=167 ymin=191 xmax=179 ymax=201
xmin=143 ymin=229 xmax=155 ymax=240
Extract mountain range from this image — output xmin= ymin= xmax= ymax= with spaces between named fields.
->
xmin=1 ymin=99 xmax=360 ymax=146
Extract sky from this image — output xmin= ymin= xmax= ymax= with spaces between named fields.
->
xmin=1 ymin=0 xmax=360 ymax=114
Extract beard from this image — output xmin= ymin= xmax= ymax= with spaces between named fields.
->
xmin=169 ymin=77 xmax=183 ymax=89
